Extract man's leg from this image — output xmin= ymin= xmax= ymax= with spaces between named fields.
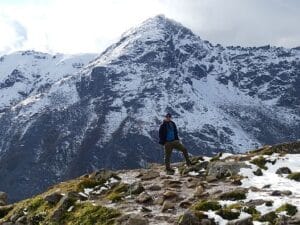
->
xmin=173 ymin=140 xmax=192 ymax=166
xmin=164 ymin=142 xmax=173 ymax=170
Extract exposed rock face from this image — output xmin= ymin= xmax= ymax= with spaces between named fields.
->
xmin=0 ymin=15 xmax=300 ymax=203
xmin=0 ymin=192 xmax=7 ymax=206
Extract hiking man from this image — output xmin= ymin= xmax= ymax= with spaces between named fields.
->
xmin=159 ymin=113 xmax=192 ymax=174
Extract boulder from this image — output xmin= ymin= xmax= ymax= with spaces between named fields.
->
xmin=178 ymin=210 xmax=201 ymax=225
xmin=139 ymin=170 xmax=160 ymax=181
xmin=50 ymin=196 xmax=75 ymax=222
xmin=0 ymin=205 xmax=14 ymax=219
xmin=253 ymin=168 xmax=263 ymax=176
xmin=44 ymin=192 xmax=63 ymax=205
xmin=125 ymin=214 xmax=149 ymax=225
xmin=128 ymin=182 xmax=144 ymax=195
xmin=161 ymin=200 xmax=175 ymax=212
xmin=163 ymin=180 xmax=182 ymax=188
xmin=276 ymin=167 xmax=292 ymax=175
xmin=147 ymin=184 xmax=161 ymax=191
xmin=207 ymin=161 xmax=250 ymax=179
xmin=194 ymin=186 xmax=205 ymax=198
xmin=0 ymin=192 xmax=8 ymax=206
xmin=163 ymin=191 xmax=179 ymax=200
xmin=136 ymin=192 xmax=153 ymax=204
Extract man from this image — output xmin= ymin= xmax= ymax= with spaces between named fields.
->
xmin=159 ymin=113 xmax=192 ymax=174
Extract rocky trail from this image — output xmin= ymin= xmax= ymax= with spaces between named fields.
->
xmin=1 ymin=141 xmax=300 ymax=225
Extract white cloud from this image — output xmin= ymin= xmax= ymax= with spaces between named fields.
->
xmin=0 ymin=0 xmax=299 ymax=55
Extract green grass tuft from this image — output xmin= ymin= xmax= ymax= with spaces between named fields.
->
xmin=276 ymin=203 xmax=298 ymax=216
xmin=216 ymin=208 xmax=240 ymax=220
xmin=61 ymin=202 xmax=121 ymax=225
xmin=192 ymin=200 xmax=222 ymax=211
xmin=250 ymin=156 xmax=268 ymax=170
xmin=287 ymin=172 xmax=300 ymax=182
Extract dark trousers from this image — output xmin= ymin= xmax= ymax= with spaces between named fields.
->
xmin=164 ymin=140 xmax=190 ymax=170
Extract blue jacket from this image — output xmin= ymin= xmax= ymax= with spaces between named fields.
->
xmin=159 ymin=120 xmax=179 ymax=145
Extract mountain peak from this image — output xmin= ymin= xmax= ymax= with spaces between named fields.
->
xmin=121 ymin=14 xmax=196 ymax=40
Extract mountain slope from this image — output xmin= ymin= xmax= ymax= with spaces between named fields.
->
xmin=0 ymin=15 xmax=299 ymax=202
xmin=0 ymin=141 xmax=300 ymax=225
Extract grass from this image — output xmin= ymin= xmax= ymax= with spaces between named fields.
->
xmin=61 ymin=202 xmax=121 ymax=225
xmin=216 ymin=208 xmax=240 ymax=220
xmin=243 ymin=206 xmax=261 ymax=220
xmin=105 ymin=183 xmax=129 ymax=203
xmin=287 ymin=172 xmax=300 ymax=182
xmin=250 ymin=156 xmax=268 ymax=170
xmin=276 ymin=203 xmax=298 ymax=216
xmin=192 ymin=200 xmax=222 ymax=211
xmin=259 ymin=211 xmax=278 ymax=224
xmin=219 ymin=189 xmax=247 ymax=201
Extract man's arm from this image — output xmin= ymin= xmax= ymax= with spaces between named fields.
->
xmin=173 ymin=121 xmax=179 ymax=140
xmin=159 ymin=124 xmax=165 ymax=145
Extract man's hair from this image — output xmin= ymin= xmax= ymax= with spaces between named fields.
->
xmin=165 ymin=113 xmax=172 ymax=118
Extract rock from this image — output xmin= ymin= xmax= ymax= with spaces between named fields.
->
xmin=161 ymin=200 xmax=175 ymax=212
xmin=90 ymin=169 xmax=120 ymax=182
xmin=281 ymin=190 xmax=292 ymax=196
xmin=179 ymin=200 xmax=192 ymax=209
xmin=265 ymin=201 xmax=273 ymax=207
xmin=253 ymin=168 xmax=263 ymax=176
xmin=139 ymin=170 xmax=160 ymax=181
xmin=0 ymin=192 xmax=8 ymax=206
xmin=16 ymin=215 xmax=27 ymax=224
xmin=194 ymin=186 xmax=205 ymax=198
xmin=0 ymin=205 xmax=14 ymax=219
xmin=125 ymin=214 xmax=149 ymax=225
xmin=227 ymin=216 xmax=253 ymax=225
xmin=262 ymin=184 xmax=271 ymax=189
xmin=10 ymin=210 xmax=24 ymax=222
xmin=245 ymin=199 xmax=266 ymax=207
xmin=68 ymin=191 xmax=88 ymax=201
xmin=141 ymin=206 xmax=152 ymax=212
xmin=163 ymin=180 xmax=182 ymax=188
xmin=276 ymin=167 xmax=292 ymax=174
xmin=206 ymin=176 xmax=218 ymax=183
xmin=271 ymin=190 xmax=282 ymax=196
xmin=44 ymin=192 xmax=63 ymax=205
xmin=129 ymin=182 xmax=144 ymax=195
xmin=207 ymin=161 xmax=250 ymax=179
xmin=147 ymin=184 xmax=161 ymax=191
xmin=50 ymin=196 xmax=75 ymax=222
xmin=178 ymin=210 xmax=201 ymax=225
xmin=163 ymin=191 xmax=179 ymax=200
xmin=136 ymin=192 xmax=153 ymax=204
xmin=259 ymin=211 xmax=278 ymax=224
xmin=187 ymin=178 xmax=200 ymax=188
xmin=219 ymin=188 xmax=248 ymax=200
xmin=270 ymin=190 xmax=292 ymax=196
xmin=154 ymin=196 xmax=165 ymax=205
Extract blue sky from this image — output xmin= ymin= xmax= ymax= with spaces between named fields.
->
xmin=0 ymin=0 xmax=299 ymax=54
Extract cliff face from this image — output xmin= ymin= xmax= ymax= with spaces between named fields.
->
xmin=0 ymin=15 xmax=300 ymax=202
xmin=1 ymin=141 xmax=300 ymax=225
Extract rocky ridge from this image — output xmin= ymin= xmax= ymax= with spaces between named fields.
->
xmin=0 ymin=15 xmax=300 ymax=202
xmin=0 ymin=141 xmax=300 ymax=225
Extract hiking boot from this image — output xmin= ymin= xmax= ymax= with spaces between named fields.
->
xmin=166 ymin=168 xmax=175 ymax=175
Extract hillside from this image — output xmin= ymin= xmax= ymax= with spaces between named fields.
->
xmin=0 ymin=15 xmax=300 ymax=202
xmin=0 ymin=141 xmax=299 ymax=225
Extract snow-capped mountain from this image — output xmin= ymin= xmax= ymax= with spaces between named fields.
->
xmin=0 ymin=15 xmax=299 ymax=202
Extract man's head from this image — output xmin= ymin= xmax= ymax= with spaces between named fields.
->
xmin=165 ymin=113 xmax=172 ymax=121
